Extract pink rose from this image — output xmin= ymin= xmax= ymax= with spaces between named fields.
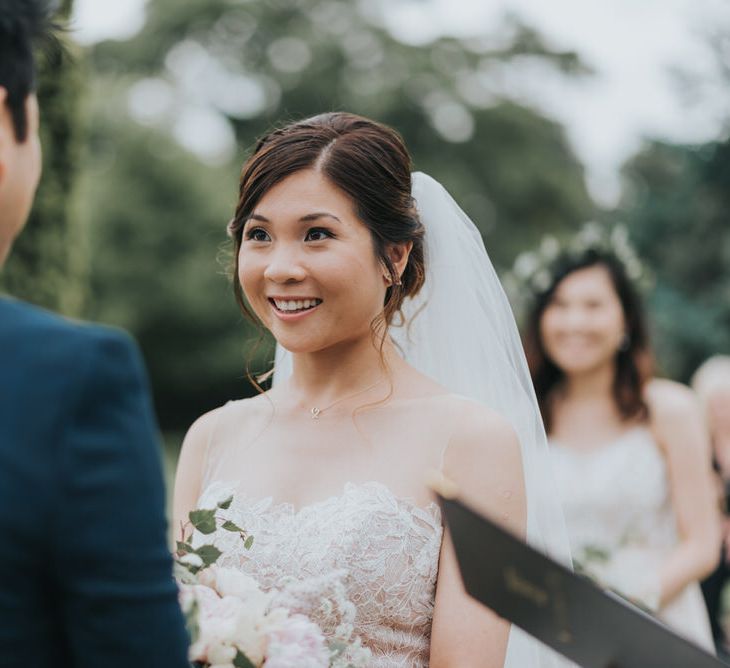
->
xmin=264 ymin=614 xmax=329 ymax=668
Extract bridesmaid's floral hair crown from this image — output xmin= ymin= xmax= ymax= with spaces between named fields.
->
xmin=504 ymin=222 xmax=650 ymax=309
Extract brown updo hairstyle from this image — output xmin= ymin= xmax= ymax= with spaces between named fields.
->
xmin=524 ymin=248 xmax=654 ymax=433
xmin=228 ymin=112 xmax=426 ymax=343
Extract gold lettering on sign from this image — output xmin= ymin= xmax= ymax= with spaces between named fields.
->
xmin=503 ymin=566 xmax=549 ymax=607
xmin=547 ymin=571 xmax=574 ymax=644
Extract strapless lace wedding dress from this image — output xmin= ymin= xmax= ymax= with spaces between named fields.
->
xmin=197 ymin=479 xmax=443 ymax=667
xmin=550 ymin=426 xmax=714 ymax=651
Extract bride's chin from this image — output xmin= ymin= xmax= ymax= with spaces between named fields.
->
xmin=273 ymin=338 xmax=327 ymax=355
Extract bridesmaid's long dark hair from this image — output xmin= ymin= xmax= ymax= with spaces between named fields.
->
xmin=524 ymin=249 xmax=654 ymax=433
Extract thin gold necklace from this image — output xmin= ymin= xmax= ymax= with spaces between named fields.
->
xmin=309 ymin=378 xmax=387 ymax=420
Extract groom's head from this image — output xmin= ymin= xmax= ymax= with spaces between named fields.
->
xmin=0 ymin=0 xmax=57 ymax=266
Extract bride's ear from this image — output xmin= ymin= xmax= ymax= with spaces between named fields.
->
xmin=384 ymin=241 xmax=413 ymax=284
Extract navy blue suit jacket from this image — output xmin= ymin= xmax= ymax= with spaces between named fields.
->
xmin=0 ymin=297 xmax=190 ymax=667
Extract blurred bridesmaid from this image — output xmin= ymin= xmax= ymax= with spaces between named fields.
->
xmin=692 ymin=356 xmax=730 ymax=657
xmin=520 ymin=229 xmax=720 ymax=650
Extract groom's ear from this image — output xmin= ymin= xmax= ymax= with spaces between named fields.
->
xmin=386 ymin=241 xmax=413 ymax=281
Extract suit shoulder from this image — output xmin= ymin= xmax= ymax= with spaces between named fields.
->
xmin=0 ymin=299 xmax=145 ymax=411
xmin=1 ymin=297 xmax=137 ymax=361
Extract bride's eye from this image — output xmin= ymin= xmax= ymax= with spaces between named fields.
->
xmin=245 ymin=227 xmax=271 ymax=242
xmin=304 ymin=227 xmax=334 ymax=242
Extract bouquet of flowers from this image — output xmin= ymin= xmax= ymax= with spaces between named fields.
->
xmin=175 ymin=494 xmax=371 ymax=668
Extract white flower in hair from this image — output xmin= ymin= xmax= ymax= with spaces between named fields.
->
xmin=514 ymin=252 xmax=539 ymax=279
xmin=539 ymin=235 xmax=560 ymax=261
xmin=502 ymin=221 xmax=652 ymax=321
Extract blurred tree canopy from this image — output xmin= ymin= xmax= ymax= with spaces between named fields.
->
xmin=3 ymin=0 xmax=728 ymax=430
xmin=12 ymin=0 xmax=597 ymax=431
xmin=619 ymin=137 xmax=730 ymax=380
xmin=1 ymin=0 xmax=86 ymax=315
xmin=82 ymin=0 xmax=595 ymax=430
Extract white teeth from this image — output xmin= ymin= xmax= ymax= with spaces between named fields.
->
xmin=273 ymin=298 xmax=321 ymax=312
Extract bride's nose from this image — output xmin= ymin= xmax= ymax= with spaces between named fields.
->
xmin=263 ymin=243 xmax=308 ymax=283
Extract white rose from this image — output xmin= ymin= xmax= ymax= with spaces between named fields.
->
xmin=179 ymin=553 xmax=204 ymax=568
xmin=208 ymin=640 xmax=238 ymax=665
xmin=232 ymin=606 xmax=268 ymax=665
xmin=204 ymin=612 xmax=237 ymax=645
xmin=194 ymin=594 xmax=244 ymax=661
xmin=215 ymin=568 xmax=271 ymax=613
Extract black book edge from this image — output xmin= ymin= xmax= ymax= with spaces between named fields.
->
xmin=434 ymin=487 xmax=726 ymax=668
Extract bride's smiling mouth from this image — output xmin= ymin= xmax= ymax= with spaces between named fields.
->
xmin=268 ymin=297 xmax=323 ymax=320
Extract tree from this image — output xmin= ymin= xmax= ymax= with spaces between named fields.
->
xmin=619 ymin=137 xmax=730 ymax=380
xmin=81 ymin=0 xmax=595 ymax=430
xmin=90 ymin=0 xmax=594 ymax=267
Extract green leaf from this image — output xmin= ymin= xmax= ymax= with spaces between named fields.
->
xmin=244 ymin=535 xmax=254 ymax=550
xmin=233 ymin=650 xmax=257 ymax=668
xmin=173 ymin=561 xmax=198 ymax=585
xmin=217 ymin=495 xmax=234 ymax=510
xmin=184 ymin=597 xmax=201 ymax=644
xmin=176 ymin=540 xmax=194 ymax=554
xmin=328 ymin=640 xmax=347 ymax=657
xmin=222 ymin=520 xmax=243 ymax=533
xmin=582 ymin=545 xmax=610 ymax=563
xmin=195 ymin=543 xmax=222 ymax=567
xmin=189 ymin=508 xmax=217 ymax=535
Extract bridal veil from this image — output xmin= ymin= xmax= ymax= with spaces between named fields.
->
xmin=275 ymin=171 xmax=573 ymax=667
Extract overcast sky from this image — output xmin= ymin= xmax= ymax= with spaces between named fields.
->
xmin=70 ymin=0 xmax=730 ymax=206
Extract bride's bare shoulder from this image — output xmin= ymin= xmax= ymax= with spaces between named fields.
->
xmin=427 ymin=393 xmax=515 ymax=432
xmin=182 ymin=392 xmax=273 ymax=450
xmin=435 ymin=394 xmax=526 ymax=535
xmin=436 ymin=394 xmax=521 ymax=466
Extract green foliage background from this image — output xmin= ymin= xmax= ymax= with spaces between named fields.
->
xmin=78 ymin=0 xmax=596 ymax=431
xmin=619 ymin=136 xmax=730 ymax=380
xmin=3 ymin=0 xmax=728 ymax=431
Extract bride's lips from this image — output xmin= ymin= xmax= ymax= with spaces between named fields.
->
xmin=268 ymin=297 xmax=322 ymax=322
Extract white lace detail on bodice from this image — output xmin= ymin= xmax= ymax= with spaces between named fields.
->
xmin=196 ymin=480 xmax=443 ymax=667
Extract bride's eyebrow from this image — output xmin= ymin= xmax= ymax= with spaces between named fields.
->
xmin=299 ymin=212 xmax=342 ymax=224
xmin=247 ymin=212 xmax=343 ymax=224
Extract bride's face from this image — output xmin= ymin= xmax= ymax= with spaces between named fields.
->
xmin=238 ymin=169 xmax=388 ymax=353
xmin=539 ymin=264 xmax=626 ymax=377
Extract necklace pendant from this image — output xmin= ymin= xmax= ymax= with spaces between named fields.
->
xmin=310 ymin=407 xmax=321 ymax=420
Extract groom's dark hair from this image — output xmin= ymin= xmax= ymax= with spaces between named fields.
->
xmin=0 ymin=0 xmax=60 ymax=141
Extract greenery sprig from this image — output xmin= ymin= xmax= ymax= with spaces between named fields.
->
xmin=175 ymin=494 xmax=254 ymax=580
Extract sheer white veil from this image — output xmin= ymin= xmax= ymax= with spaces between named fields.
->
xmin=275 ymin=171 xmax=572 ymax=667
